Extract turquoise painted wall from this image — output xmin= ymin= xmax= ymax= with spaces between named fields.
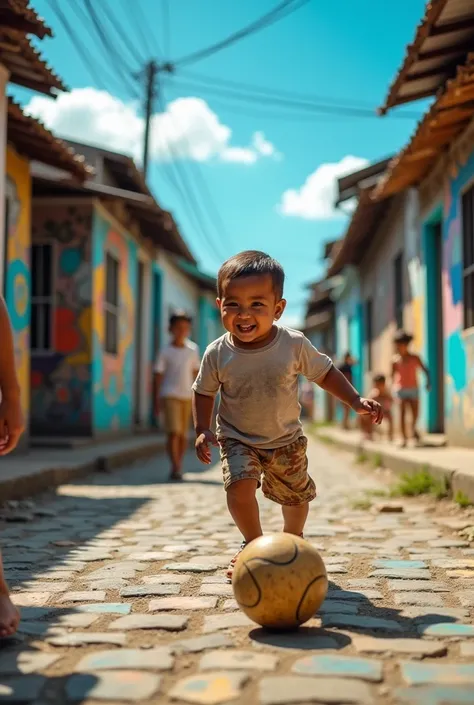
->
xmin=442 ymin=150 xmax=474 ymax=446
xmin=335 ymin=272 xmax=363 ymax=421
xmin=92 ymin=208 xmax=138 ymax=433
xmin=198 ymin=295 xmax=221 ymax=354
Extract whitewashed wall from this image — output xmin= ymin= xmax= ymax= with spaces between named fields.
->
xmin=157 ymin=252 xmax=200 ymax=346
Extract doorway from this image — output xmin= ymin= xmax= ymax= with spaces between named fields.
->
xmin=425 ymin=216 xmax=445 ymax=433
xmin=134 ymin=260 xmax=145 ymax=426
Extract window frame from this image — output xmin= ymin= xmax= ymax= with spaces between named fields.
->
xmin=104 ymin=251 xmax=120 ymax=356
xmin=462 ymin=185 xmax=474 ymax=330
xmin=31 ymin=241 xmax=55 ymax=355
xmin=365 ymin=297 xmax=373 ymax=371
xmin=393 ymin=252 xmax=404 ymax=330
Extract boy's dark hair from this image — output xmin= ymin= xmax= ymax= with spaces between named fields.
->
xmin=393 ymin=329 xmax=413 ymax=344
xmin=373 ymin=374 xmax=386 ymax=384
xmin=169 ymin=311 xmax=192 ymax=329
xmin=217 ymin=251 xmax=285 ymax=299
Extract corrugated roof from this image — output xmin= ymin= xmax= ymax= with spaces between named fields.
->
xmin=0 ymin=28 xmax=65 ymax=94
xmin=8 ymin=99 xmax=90 ymax=180
xmin=0 ymin=0 xmax=51 ymax=38
xmin=374 ymin=52 xmax=474 ymax=199
xmin=379 ymin=0 xmax=474 ymax=113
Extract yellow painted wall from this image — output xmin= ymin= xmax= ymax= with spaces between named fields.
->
xmin=5 ymin=146 xmax=31 ymax=428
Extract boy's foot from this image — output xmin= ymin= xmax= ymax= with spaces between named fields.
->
xmin=169 ymin=472 xmax=183 ymax=482
xmin=226 ymin=541 xmax=247 ymax=581
xmin=0 ymin=593 xmax=20 ymax=638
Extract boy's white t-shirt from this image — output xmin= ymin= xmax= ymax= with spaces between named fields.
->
xmin=155 ymin=340 xmax=200 ymax=400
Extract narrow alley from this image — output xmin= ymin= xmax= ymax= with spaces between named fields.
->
xmin=2 ymin=437 xmax=474 ymax=704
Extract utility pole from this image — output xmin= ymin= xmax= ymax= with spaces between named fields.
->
xmin=142 ymin=59 xmax=158 ymax=180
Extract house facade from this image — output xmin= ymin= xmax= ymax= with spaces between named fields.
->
xmin=316 ymin=0 xmax=474 ymax=448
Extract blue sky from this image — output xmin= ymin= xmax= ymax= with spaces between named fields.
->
xmin=12 ymin=0 xmax=427 ymax=325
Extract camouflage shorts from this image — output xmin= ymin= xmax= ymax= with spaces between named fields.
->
xmin=219 ymin=436 xmax=316 ymax=506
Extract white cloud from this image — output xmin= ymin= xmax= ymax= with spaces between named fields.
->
xmin=278 ymin=155 xmax=369 ymax=220
xmin=24 ymin=88 xmax=278 ymax=166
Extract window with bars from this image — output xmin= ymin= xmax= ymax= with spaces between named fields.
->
xmin=462 ymin=186 xmax=474 ymax=329
xmin=105 ymin=252 xmax=119 ymax=355
xmin=365 ymin=298 xmax=373 ymax=370
xmin=394 ymin=252 xmax=404 ymax=330
xmin=31 ymin=243 xmax=54 ymax=352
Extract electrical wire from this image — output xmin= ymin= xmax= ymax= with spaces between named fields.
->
xmin=46 ymin=0 xmax=120 ymax=92
xmin=82 ymin=0 xmax=139 ymax=97
xmin=156 ymin=91 xmax=230 ymax=261
xmin=173 ymin=0 xmax=310 ymax=68
xmin=100 ymin=0 xmax=148 ymax=67
xmin=162 ymin=0 xmax=170 ymax=58
xmin=179 ymin=69 xmax=383 ymax=110
xmin=169 ymin=76 xmax=421 ymax=121
xmin=119 ymin=0 xmax=162 ymax=58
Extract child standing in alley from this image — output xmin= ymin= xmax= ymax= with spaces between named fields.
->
xmin=154 ymin=312 xmax=200 ymax=481
xmin=392 ymin=330 xmax=430 ymax=447
xmin=192 ymin=251 xmax=383 ymax=579
xmin=361 ymin=374 xmax=394 ymax=442
xmin=0 ymin=294 xmax=25 ymax=637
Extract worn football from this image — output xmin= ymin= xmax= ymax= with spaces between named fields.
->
xmin=232 ymin=533 xmax=328 ymax=629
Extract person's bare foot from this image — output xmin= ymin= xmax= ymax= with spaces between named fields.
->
xmin=0 ymin=592 xmax=20 ymax=637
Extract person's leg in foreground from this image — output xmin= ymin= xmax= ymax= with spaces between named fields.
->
xmin=0 ymin=295 xmax=25 ymax=636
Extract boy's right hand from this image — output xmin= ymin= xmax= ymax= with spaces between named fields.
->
xmin=195 ymin=429 xmax=218 ymax=465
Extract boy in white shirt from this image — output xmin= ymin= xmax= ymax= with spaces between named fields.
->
xmin=154 ymin=312 xmax=200 ymax=481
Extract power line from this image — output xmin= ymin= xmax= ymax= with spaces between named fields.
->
xmin=178 ymin=69 xmax=382 ymax=110
xmin=173 ymin=0 xmax=310 ymax=68
xmin=162 ymin=0 xmax=170 ymax=58
xmin=46 ymin=0 xmax=119 ymax=92
xmin=119 ymin=0 xmax=162 ymax=58
xmin=82 ymin=0 xmax=139 ymax=97
xmin=157 ymin=93 xmax=229 ymax=261
xmin=100 ymin=0 xmax=147 ymax=67
xmin=169 ymin=76 xmax=421 ymax=121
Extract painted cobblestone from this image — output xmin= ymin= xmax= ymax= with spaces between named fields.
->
xmin=2 ymin=436 xmax=474 ymax=704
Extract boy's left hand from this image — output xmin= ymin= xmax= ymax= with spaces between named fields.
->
xmin=0 ymin=397 xmax=24 ymax=455
xmin=352 ymin=397 xmax=383 ymax=425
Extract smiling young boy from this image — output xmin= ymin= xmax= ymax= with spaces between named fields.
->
xmin=192 ymin=251 xmax=383 ymax=579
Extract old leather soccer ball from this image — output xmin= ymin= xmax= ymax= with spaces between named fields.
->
xmin=232 ymin=533 xmax=328 ymax=629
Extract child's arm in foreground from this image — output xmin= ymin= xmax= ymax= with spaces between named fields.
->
xmin=319 ymin=366 xmax=383 ymax=424
xmin=0 ymin=296 xmax=24 ymax=454
xmin=193 ymin=392 xmax=218 ymax=464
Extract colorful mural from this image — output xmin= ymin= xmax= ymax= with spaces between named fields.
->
xmin=5 ymin=147 xmax=31 ymax=434
xmin=92 ymin=207 xmax=137 ymax=432
xmin=30 ymin=204 xmax=93 ymax=434
xmin=443 ymin=150 xmax=474 ymax=445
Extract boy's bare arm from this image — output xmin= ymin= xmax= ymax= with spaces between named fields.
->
xmin=193 ymin=391 xmax=218 ymax=464
xmin=416 ymin=355 xmax=431 ymax=390
xmin=318 ymin=366 xmax=383 ymax=424
xmin=153 ymin=372 xmax=163 ymax=415
xmin=0 ymin=296 xmax=20 ymax=399
xmin=0 ymin=296 xmax=24 ymax=453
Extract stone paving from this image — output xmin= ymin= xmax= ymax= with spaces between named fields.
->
xmin=2 ymin=438 xmax=474 ymax=704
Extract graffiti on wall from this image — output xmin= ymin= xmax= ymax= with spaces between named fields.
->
xmin=92 ymin=208 xmax=136 ymax=431
xmin=31 ymin=205 xmax=92 ymax=432
xmin=443 ymin=151 xmax=474 ymax=437
xmin=5 ymin=149 xmax=31 ymax=427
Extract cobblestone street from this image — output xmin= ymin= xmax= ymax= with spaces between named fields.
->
xmin=2 ymin=436 xmax=474 ymax=704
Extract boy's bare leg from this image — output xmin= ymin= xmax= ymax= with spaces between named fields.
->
xmin=387 ymin=412 xmax=394 ymax=442
xmin=0 ymin=551 xmax=19 ymax=637
xmin=400 ymin=401 xmax=408 ymax=446
xmin=227 ymin=479 xmax=263 ymax=543
xmin=409 ymin=399 xmax=420 ymax=440
xmin=282 ymin=503 xmax=309 ymax=536
xmin=167 ymin=433 xmax=182 ymax=475
xmin=178 ymin=434 xmax=188 ymax=469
